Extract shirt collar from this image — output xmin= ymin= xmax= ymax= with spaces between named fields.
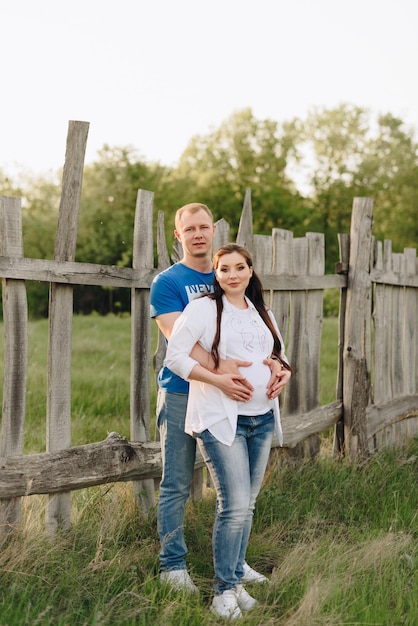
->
xmin=221 ymin=294 xmax=256 ymax=313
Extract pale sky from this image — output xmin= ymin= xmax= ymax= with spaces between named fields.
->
xmin=2 ymin=0 xmax=418 ymax=178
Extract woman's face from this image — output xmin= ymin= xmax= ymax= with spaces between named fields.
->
xmin=215 ymin=251 xmax=253 ymax=298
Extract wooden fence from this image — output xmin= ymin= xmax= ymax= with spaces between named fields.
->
xmin=1 ymin=121 xmax=417 ymax=534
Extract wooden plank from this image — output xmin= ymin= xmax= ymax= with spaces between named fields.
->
xmin=403 ymin=249 xmax=416 ymax=395
xmin=0 ymin=255 xmax=346 ymax=290
xmin=260 ymin=274 xmax=346 ymax=290
xmin=0 ymin=256 xmax=158 ymax=287
xmin=131 ymin=189 xmax=155 ymax=510
xmin=46 ymin=120 xmax=89 ymax=532
xmin=373 ymin=240 xmax=389 ymax=404
xmin=391 ymin=253 xmax=404 ymax=396
xmin=282 ymin=401 xmax=342 ymax=448
xmin=305 ymin=232 xmax=324 ymax=409
xmin=236 ymin=188 xmax=253 ymax=253
xmin=284 ymin=237 xmax=308 ymax=416
xmin=0 ymin=434 xmax=167 ymax=497
xmin=271 ymin=228 xmax=293 ymax=350
xmin=213 ymin=217 xmax=230 ymax=250
xmin=253 ymin=233 xmax=273 ymax=307
xmin=153 ymin=211 xmax=171 ymax=422
xmin=366 ymin=394 xmax=418 ymax=438
xmin=299 ymin=232 xmax=325 ymax=458
xmin=343 ymin=197 xmax=373 ymax=459
xmin=407 ymin=416 xmax=418 ymax=439
xmin=0 ymin=196 xmax=27 ymax=529
xmin=269 ymin=227 xmax=292 ymax=467
xmin=383 ymin=241 xmax=394 ymax=401
xmin=370 ymin=270 xmax=418 ymax=287
xmin=333 ymin=233 xmax=349 ymax=455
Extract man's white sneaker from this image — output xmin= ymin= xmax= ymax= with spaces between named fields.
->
xmin=235 ymin=584 xmax=258 ymax=611
xmin=160 ymin=569 xmax=198 ymax=593
xmin=211 ymin=589 xmax=242 ymax=620
xmin=242 ymin=561 xmax=269 ymax=584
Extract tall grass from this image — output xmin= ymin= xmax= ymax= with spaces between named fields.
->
xmin=1 ymin=439 xmax=417 ymax=625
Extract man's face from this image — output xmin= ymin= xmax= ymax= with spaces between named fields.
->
xmin=175 ymin=209 xmax=215 ymax=258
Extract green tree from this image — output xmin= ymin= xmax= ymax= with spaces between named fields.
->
xmin=354 ymin=113 xmax=418 ymax=250
xmin=176 ymin=108 xmax=307 ymax=236
xmin=289 ymin=104 xmax=418 ymax=269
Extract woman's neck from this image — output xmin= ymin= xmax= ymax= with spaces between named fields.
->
xmin=225 ymin=294 xmax=248 ymax=309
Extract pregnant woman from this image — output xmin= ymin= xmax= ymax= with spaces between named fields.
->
xmin=166 ymin=243 xmax=292 ymax=620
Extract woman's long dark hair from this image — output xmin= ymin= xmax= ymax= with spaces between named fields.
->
xmin=208 ymin=243 xmax=292 ymax=372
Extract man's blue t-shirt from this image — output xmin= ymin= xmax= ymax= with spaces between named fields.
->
xmin=150 ymin=262 xmax=214 ymax=393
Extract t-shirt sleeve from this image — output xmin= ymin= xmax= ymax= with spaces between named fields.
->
xmin=150 ymin=271 xmax=183 ymax=318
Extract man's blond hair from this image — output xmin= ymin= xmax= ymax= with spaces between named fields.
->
xmin=174 ymin=203 xmax=214 ymax=230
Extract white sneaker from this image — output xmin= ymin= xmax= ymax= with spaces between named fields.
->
xmin=242 ymin=561 xmax=269 ymax=584
xmin=235 ymin=584 xmax=258 ymax=611
xmin=160 ymin=569 xmax=198 ymax=593
xmin=211 ymin=589 xmax=242 ymax=620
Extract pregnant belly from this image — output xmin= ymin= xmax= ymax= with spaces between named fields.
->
xmin=238 ymin=363 xmax=271 ymax=405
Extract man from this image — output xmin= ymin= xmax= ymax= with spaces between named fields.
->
xmin=150 ymin=202 xmax=282 ymax=592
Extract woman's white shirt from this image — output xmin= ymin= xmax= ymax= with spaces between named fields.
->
xmin=165 ymin=295 xmax=286 ymax=446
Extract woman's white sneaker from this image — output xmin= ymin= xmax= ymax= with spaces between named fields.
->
xmin=235 ymin=584 xmax=258 ymax=611
xmin=160 ymin=569 xmax=198 ymax=593
xmin=242 ymin=561 xmax=269 ymax=584
xmin=211 ymin=589 xmax=242 ymax=620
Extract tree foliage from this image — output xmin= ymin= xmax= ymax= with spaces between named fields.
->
xmin=176 ymin=108 xmax=308 ymax=235
xmin=286 ymin=104 xmax=418 ymax=268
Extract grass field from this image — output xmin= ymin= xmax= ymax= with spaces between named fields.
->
xmin=1 ymin=438 xmax=416 ymax=625
xmin=1 ymin=315 xmax=417 ymax=624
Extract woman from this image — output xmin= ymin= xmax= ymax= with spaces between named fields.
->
xmin=165 ymin=243 xmax=292 ymax=620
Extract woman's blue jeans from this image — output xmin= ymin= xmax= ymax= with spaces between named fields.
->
xmin=157 ymin=390 xmax=196 ymax=571
xmin=196 ymin=410 xmax=274 ymax=593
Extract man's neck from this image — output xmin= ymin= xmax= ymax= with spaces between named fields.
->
xmin=181 ymin=254 xmax=213 ymax=273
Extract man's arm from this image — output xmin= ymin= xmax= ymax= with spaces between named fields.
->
xmin=154 ymin=311 xmax=181 ymax=341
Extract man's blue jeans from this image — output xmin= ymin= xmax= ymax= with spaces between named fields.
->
xmin=196 ymin=410 xmax=274 ymax=593
xmin=157 ymin=390 xmax=196 ymax=571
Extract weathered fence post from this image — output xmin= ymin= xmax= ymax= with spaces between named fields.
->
xmin=342 ymin=197 xmax=374 ymax=460
xmin=152 ymin=210 xmax=171 ymax=439
xmin=333 ymin=233 xmax=350 ymax=455
xmin=403 ymin=248 xmax=417 ymax=397
xmin=236 ymin=188 xmax=253 ymax=252
xmin=46 ymin=121 xmax=89 ymax=531
xmin=271 ymin=228 xmax=293 ymax=348
xmin=0 ymin=196 xmax=28 ymax=532
xmin=303 ymin=232 xmax=325 ymax=457
xmin=131 ymin=189 xmax=156 ymax=510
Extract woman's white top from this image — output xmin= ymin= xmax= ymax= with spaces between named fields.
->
xmin=165 ymin=294 xmax=287 ymax=446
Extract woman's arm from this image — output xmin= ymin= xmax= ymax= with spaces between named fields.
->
xmin=165 ymin=303 xmax=253 ymax=401
xmin=264 ymin=309 xmax=292 ymax=399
